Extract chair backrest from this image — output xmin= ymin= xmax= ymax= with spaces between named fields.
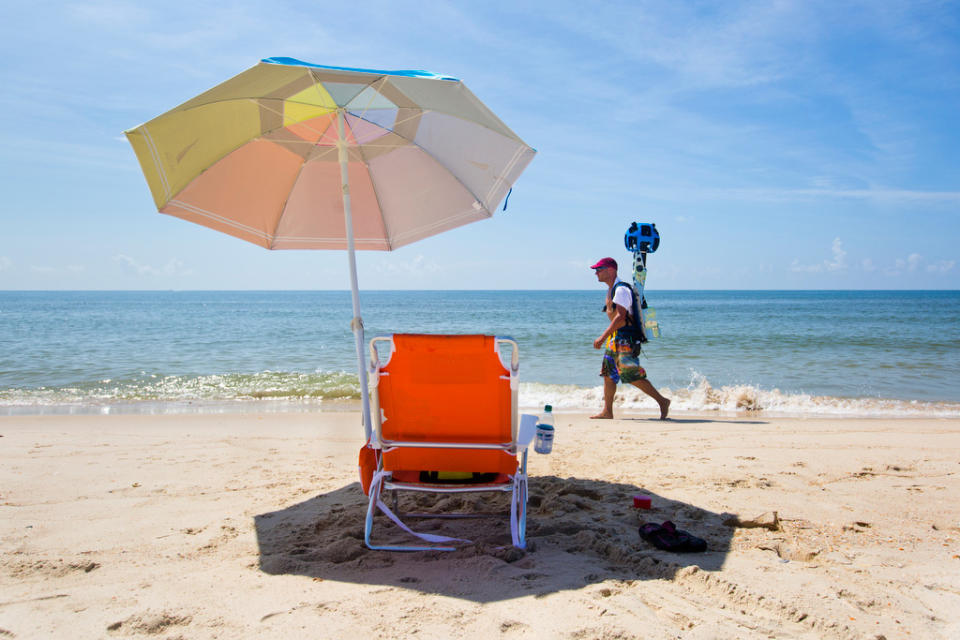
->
xmin=374 ymin=334 xmax=516 ymax=475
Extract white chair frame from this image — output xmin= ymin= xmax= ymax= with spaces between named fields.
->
xmin=363 ymin=335 xmax=534 ymax=551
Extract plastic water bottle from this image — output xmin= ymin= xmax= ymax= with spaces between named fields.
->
xmin=534 ymin=404 xmax=555 ymax=454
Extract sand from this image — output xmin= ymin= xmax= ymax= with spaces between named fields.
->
xmin=2 ymin=411 xmax=959 ymax=639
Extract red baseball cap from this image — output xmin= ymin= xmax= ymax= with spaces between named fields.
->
xmin=590 ymin=257 xmax=617 ymax=270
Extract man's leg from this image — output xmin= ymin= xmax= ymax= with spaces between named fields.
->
xmin=590 ymin=376 xmax=617 ymax=419
xmin=631 ymin=378 xmax=671 ymax=419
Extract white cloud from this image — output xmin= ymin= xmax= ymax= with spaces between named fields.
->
xmin=544 ymin=1 xmax=811 ymax=89
xmin=826 ymin=237 xmax=847 ymax=271
xmin=373 ymin=254 xmax=440 ymax=277
xmin=861 ymin=258 xmax=876 ymax=272
xmin=926 ymin=260 xmax=955 ymax=274
xmin=789 ymin=259 xmax=819 ymax=274
xmin=890 ymin=253 xmax=923 ymax=274
xmin=114 ymin=254 xmax=192 ymax=277
xmin=790 ymin=237 xmax=847 ymax=273
xmin=880 ymin=252 xmax=955 ymax=276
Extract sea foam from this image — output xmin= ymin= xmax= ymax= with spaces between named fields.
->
xmin=518 ymin=372 xmax=960 ymax=418
xmin=3 ymin=369 xmax=959 ymax=418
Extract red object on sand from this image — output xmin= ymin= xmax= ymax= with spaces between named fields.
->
xmin=633 ymin=494 xmax=652 ymax=509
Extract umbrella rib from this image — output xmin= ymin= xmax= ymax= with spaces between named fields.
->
xmin=140 ymin=125 xmax=172 ymax=201
xmin=253 ymin=97 xmax=337 ymax=142
xmin=344 ymin=115 xmax=394 ymax=251
xmin=343 ymin=74 xmax=390 ymax=121
xmin=269 ymin=235 xmax=389 ymax=246
xmin=259 ymin=70 xmax=340 ymax=250
xmin=172 ymin=192 xmax=389 ymax=248
xmin=168 ymin=199 xmax=275 ymax=243
xmin=485 ymin=145 xmax=531 ymax=210
xmin=170 ymin=194 xmax=475 ymax=249
xmin=249 ymin=93 xmax=410 ymax=144
xmin=269 ymin=117 xmax=341 ymax=249
xmin=388 ymin=208 xmax=488 ymax=245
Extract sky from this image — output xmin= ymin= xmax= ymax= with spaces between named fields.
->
xmin=1 ymin=0 xmax=958 ymax=290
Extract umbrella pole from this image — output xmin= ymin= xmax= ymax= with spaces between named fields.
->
xmin=337 ymin=109 xmax=373 ymax=442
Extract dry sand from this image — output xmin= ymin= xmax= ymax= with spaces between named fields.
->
xmin=2 ymin=412 xmax=959 ymax=639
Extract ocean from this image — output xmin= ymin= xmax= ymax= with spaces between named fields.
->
xmin=2 ymin=290 xmax=958 ymax=417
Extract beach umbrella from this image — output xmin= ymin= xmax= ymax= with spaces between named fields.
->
xmin=124 ymin=57 xmax=536 ymax=439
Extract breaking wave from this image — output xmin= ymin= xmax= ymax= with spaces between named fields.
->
xmin=3 ymin=369 xmax=959 ymax=418
xmin=0 ymin=370 xmax=360 ymax=414
xmin=518 ymin=372 xmax=960 ymax=418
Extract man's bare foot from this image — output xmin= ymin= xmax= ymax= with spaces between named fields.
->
xmin=659 ymin=398 xmax=671 ymax=420
xmin=590 ymin=412 xmax=613 ymax=419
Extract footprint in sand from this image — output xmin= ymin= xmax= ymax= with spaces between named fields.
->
xmin=11 ymin=559 xmax=100 ymax=578
xmin=499 ymin=620 xmax=528 ymax=633
xmin=107 ymin=610 xmax=192 ymax=635
xmin=886 ymin=464 xmax=915 ymax=472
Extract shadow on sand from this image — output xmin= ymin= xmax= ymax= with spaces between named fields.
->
xmin=254 ymin=475 xmax=738 ymax=603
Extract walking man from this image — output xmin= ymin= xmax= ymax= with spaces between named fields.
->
xmin=590 ymin=257 xmax=671 ymax=420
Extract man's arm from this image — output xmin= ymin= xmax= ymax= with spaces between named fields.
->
xmin=593 ymin=303 xmax=628 ymax=349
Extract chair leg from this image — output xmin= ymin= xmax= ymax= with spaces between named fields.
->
xmin=519 ymin=476 xmax=528 ymax=548
xmin=363 ymin=472 xmax=383 ymax=550
xmin=511 ymin=473 xmax=528 ymax=549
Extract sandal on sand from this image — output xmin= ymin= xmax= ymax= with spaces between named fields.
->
xmin=639 ymin=521 xmax=707 ymax=552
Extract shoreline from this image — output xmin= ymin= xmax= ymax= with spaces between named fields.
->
xmin=4 ymin=392 xmax=960 ymax=419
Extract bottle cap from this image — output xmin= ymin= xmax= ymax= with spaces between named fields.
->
xmin=545 ymin=404 xmax=553 ymax=412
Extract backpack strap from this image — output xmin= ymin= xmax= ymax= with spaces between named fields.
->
xmin=612 ymin=281 xmax=646 ymax=343
xmin=611 ymin=281 xmax=639 ymax=328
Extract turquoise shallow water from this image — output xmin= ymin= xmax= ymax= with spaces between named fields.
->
xmin=1 ymin=290 xmax=958 ymax=415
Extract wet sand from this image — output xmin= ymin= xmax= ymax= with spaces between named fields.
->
xmin=2 ymin=412 xmax=959 ymax=639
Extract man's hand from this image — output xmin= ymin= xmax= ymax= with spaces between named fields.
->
xmin=593 ymin=335 xmax=605 ymax=349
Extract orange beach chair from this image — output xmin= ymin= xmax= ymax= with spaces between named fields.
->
xmin=359 ymin=334 xmax=535 ymax=551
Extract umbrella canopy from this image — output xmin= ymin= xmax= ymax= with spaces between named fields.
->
xmin=125 ymin=57 xmax=536 ymax=438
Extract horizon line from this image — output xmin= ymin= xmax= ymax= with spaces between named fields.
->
xmin=2 ymin=288 xmax=958 ymax=293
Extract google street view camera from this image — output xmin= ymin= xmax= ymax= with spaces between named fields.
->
xmin=624 ymin=222 xmax=661 ymax=340
xmin=624 ymin=222 xmax=660 ymax=255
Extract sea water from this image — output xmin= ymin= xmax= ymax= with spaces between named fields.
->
xmin=1 ymin=290 xmax=958 ymax=417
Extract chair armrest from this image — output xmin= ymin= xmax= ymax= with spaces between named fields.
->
xmin=515 ymin=414 xmax=538 ymax=451
xmin=380 ymin=440 xmax=513 ymax=450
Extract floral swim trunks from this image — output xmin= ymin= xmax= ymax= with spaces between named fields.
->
xmin=600 ymin=334 xmax=647 ymax=384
